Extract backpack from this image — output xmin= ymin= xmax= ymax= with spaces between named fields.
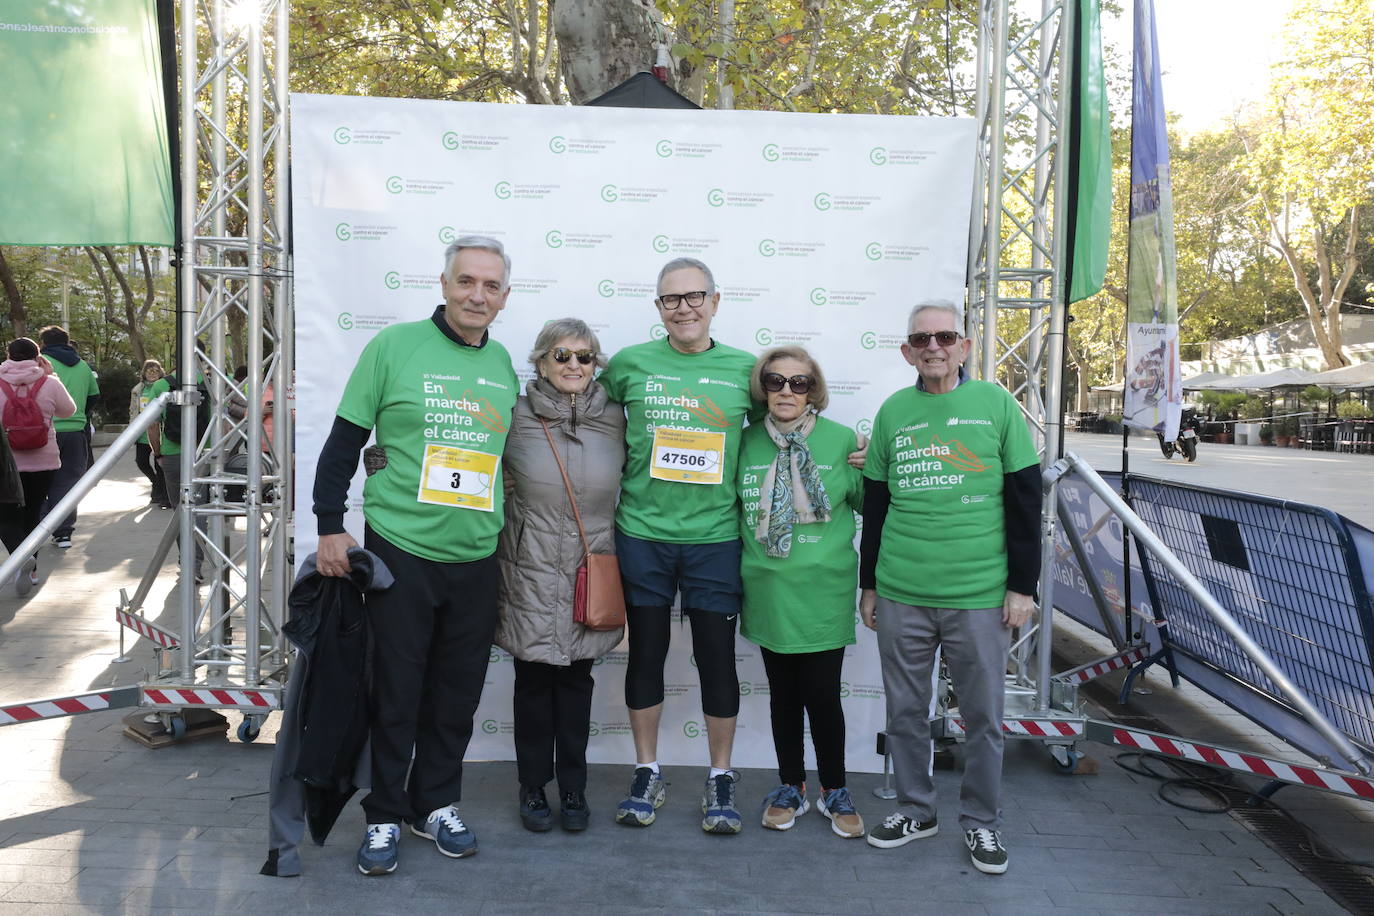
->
xmin=0 ymin=376 xmax=49 ymax=451
xmin=161 ymin=374 xmax=211 ymax=447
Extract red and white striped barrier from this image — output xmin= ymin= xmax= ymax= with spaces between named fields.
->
xmin=115 ymin=609 xmax=179 ymax=649
xmin=1053 ymin=645 xmax=1150 ymax=685
xmin=1095 ymin=723 xmax=1374 ymax=801
xmin=0 ymin=687 xmax=139 ymax=726
xmin=944 ymin=716 xmax=1085 ymax=738
xmin=141 ymin=687 xmax=277 ymax=710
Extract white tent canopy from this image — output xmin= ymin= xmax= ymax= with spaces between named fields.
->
xmin=1309 ymin=362 xmax=1374 ymax=391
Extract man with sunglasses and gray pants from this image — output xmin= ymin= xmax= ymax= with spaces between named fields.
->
xmin=858 ymin=300 xmax=1041 ymax=875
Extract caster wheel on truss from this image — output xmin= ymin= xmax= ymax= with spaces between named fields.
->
xmin=166 ymin=713 xmax=188 ymax=741
xmin=1050 ymin=744 xmax=1080 ymax=774
xmin=237 ymin=717 xmax=262 ymax=744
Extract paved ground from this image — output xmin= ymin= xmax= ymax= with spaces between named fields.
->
xmin=0 ymin=448 xmax=1370 ymax=914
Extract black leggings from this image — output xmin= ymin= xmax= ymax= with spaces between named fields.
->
xmin=624 ymin=605 xmax=740 ymax=718
xmin=761 ymin=646 xmax=847 ymax=790
xmin=0 ymin=470 xmax=55 ymax=557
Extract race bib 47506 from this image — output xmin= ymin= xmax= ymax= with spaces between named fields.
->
xmin=649 ymin=427 xmax=725 ymax=485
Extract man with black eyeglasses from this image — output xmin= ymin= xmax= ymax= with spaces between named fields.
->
xmin=600 ymin=257 xmax=759 ymax=835
xmin=858 ymin=300 xmax=1041 ymax=875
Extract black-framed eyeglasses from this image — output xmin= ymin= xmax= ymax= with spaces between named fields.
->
xmin=549 ymin=347 xmax=596 ymax=365
xmin=907 ymin=331 xmax=962 ymax=349
xmin=656 ymin=290 xmax=709 ymax=310
xmin=761 ymin=372 xmax=813 ymax=395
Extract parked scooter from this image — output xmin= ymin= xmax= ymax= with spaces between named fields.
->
xmin=1158 ymin=408 xmax=1201 ymax=461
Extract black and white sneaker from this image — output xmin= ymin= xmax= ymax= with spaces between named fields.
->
xmin=965 ymin=828 xmax=1009 ymax=874
xmin=865 ymin=811 xmax=938 ymax=848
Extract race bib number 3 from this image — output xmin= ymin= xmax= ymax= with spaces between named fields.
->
xmin=417 ymin=444 xmax=500 ymax=511
xmin=650 ymin=427 xmax=725 ymax=485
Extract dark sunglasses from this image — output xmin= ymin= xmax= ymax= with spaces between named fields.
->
xmin=907 ymin=330 xmax=962 ymax=348
xmin=550 ymin=347 xmax=596 ymax=365
xmin=761 ymin=372 xmax=813 ymax=395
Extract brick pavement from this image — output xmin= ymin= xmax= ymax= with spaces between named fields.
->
xmin=0 ymin=452 xmax=1362 ymax=914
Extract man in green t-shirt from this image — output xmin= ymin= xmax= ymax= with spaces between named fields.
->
xmin=600 ymin=257 xmax=758 ymax=835
xmin=313 ymin=237 xmax=519 ymax=877
xmin=858 ymin=301 xmax=1042 ymax=876
xmin=37 ymin=326 xmax=100 ymax=549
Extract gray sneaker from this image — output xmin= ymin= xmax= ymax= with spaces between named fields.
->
xmin=701 ymin=770 xmax=742 ymax=835
xmin=965 ymin=828 xmax=1009 ymax=874
xmin=355 ymin=823 xmax=399 ymax=876
xmin=615 ymin=766 xmax=667 ymax=827
xmin=866 ymin=811 xmax=938 ymax=848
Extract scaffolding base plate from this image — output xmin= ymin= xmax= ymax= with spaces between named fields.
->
xmin=121 ymin=709 xmax=227 ymax=749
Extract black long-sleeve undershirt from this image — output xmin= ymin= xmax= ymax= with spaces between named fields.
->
xmin=313 ymin=417 xmax=370 ymax=536
xmin=858 ymin=465 xmax=1043 ymax=598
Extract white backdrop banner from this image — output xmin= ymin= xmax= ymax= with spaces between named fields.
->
xmin=290 ymin=93 xmax=976 ymax=774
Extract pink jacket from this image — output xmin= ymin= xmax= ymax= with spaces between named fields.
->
xmin=0 ymin=359 xmax=77 ymax=472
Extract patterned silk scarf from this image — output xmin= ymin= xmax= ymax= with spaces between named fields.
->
xmin=754 ymin=411 xmax=831 ymax=558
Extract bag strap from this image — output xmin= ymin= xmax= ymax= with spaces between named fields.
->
xmin=538 ymin=416 xmax=590 ymax=559
xmin=0 ymin=376 xmax=41 ymax=400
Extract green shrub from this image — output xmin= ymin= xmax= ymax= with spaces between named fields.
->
xmin=1336 ymin=400 xmax=1372 ymax=419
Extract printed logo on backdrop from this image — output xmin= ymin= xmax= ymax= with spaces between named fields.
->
xmin=828 ymin=381 xmax=874 ymax=401
xmin=384 ymin=175 xmax=454 ymax=197
xmin=760 ymin=142 xmax=829 ymax=164
xmin=587 ymin=720 xmax=631 ymax=737
xmin=334 ymin=222 xmax=397 ymax=243
xmin=438 ymin=226 xmax=507 ymax=245
xmin=683 ymin=720 xmax=704 ymax=738
xmin=544 ymin=229 xmax=611 ymax=250
xmin=719 ymin=285 xmax=771 ymax=305
xmin=382 ymin=271 xmax=435 ymax=292
xmin=548 ymin=134 xmax=615 ymax=155
xmin=705 ymin=187 xmax=774 ymax=209
xmin=808 ymin=288 xmax=877 ymax=308
xmin=492 ymin=180 xmax=559 ymax=201
xmin=597 ymin=279 xmax=656 ymax=301
xmin=511 ymin=278 xmax=556 ymax=298
xmin=336 ymin=312 xmax=396 ymax=332
xmin=651 ymin=234 xmax=718 ymax=255
xmin=738 ymin=680 xmax=770 ymax=697
xmin=860 ymin=331 xmax=906 ymax=350
xmin=813 ymin=192 xmax=880 ymax=213
xmin=480 ymin=719 xmax=514 ymax=735
xmin=656 ymin=139 xmax=721 ymax=159
xmin=867 ymin=146 xmax=933 ymax=167
xmin=650 ymin=325 xmax=668 ymax=341
xmin=838 ymin=681 xmax=885 ymax=700
xmin=865 ymin=241 xmax=929 ymax=262
xmin=758 ymin=238 xmax=826 ymax=259
xmin=755 ymin=328 xmax=823 ymax=347
xmin=441 ymin=131 xmax=509 ymax=152
xmin=331 ymin=126 xmax=400 ymax=147
xmin=600 ymin=184 xmax=667 ymax=205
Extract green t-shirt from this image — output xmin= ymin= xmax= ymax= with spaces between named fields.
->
xmin=738 ymin=416 xmax=862 ymax=653
xmin=601 ymin=338 xmax=758 ymax=544
xmin=335 ymin=319 xmax=518 ymax=563
xmin=863 ymin=380 xmax=1039 ymax=609
xmin=146 ymin=376 xmax=177 ymax=455
xmin=49 ymin=358 xmax=97 ymax=432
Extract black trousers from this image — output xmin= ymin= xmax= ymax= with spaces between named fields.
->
xmin=0 ymin=470 xmax=55 ymax=557
xmin=360 ymin=528 xmax=498 ymax=825
xmin=760 ymin=646 xmax=848 ymax=790
xmin=41 ymin=429 xmax=89 ymax=538
xmin=135 ymin=442 xmax=168 ymax=503
xmin=512 ymin=657 xmax=595 ymax=793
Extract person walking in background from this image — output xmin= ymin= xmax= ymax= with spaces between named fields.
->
xmin=495 ymin=319 xmax=625 ymax=834
xmin=0 ymin=338 xmax=76 ymax=596
xmin=737 ymin=347 xmax=866 ymax=839
xmin=130 ymin=359 xmax=170 ymax=509
xmin=37 ymin=326 xmax=99 ymax=549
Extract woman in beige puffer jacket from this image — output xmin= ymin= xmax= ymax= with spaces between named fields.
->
xmin=495 ymin=318 xmax=625 ymax=833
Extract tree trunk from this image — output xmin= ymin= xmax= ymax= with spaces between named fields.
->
xmin=553 ymin=0 xmax=659 ymax=104
xmin=0 ymin=248 xmax=25 ymax=338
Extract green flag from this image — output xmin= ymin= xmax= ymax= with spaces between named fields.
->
xmin=0 ymin=0 xmax=174 ymax=246
xmin=1065 ymin=0 xmax=1111 ymax=304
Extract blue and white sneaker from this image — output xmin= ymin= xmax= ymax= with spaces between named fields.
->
xmin=760 ymin=783 xmax=809 ymax=831
xmin=702 ymin=770 xmax=742 ymax=835
xmin=615 ymin=766 xmax=667 ymax=827
xmin=356 ymin=823 xmax=399 ymax=876
xmin=410 ymin=805 xmax=477 ymax=858
xmin=817 ymin=786 xmax=865 ymax=838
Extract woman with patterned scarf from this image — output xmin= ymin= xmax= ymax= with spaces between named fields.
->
xmin=736 ymin=345 xmax=865 ymax=839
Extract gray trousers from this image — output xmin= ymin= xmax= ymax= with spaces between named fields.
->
xmin=159 ymin=455 xmax=206 ymax=574
xmin=876 ymin=596 xmax=1011 ymax=830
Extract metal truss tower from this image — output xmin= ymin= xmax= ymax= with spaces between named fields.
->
xmin=966 ymin=0 xmax=1074 ymax=717
xmin=144 ymin=0 xmax=294 ymax=738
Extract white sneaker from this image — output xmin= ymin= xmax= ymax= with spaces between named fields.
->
xmin=13 ymin=557 xmax=37 ymax=597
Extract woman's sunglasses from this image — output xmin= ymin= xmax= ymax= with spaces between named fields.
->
xmin=761 ymin=372 xmax=813 ymax=395
xmin=549 ymin=347 xmax=596 ymax=365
